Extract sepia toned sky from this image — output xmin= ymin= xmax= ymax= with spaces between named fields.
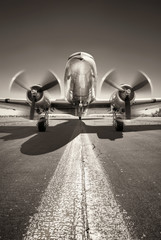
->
xmin=0 ymin=0 xmax=161 ymax=98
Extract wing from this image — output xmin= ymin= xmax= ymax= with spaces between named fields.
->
xmin=0 ymin=98 xmax=30 ymax=116
xmin=50 ymin=99 xmax=76 ymax=115
xmin=132 ymin=98 xmax=161 ymax=115
xmin=87 ymin=98 xmax=161 ymax=116
xmin=0 ymin=98 xmax=29 ymax=109
xmin=1 ymin=97 xmax=161 ymax=117
xmin=0 ymin=98 xmax=75 ymax=115
xmin=87 ymin=99 xmax=111 ymax=115
xmin=134 ymin=98 xmax=161 ymax=105
xmin=133 ymin=98 xmax=161 ymax=109
xmin=51 ymin=99 xmax=112 ymax=116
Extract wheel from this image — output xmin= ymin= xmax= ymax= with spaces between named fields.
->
xmin=114 ymin=118 xmax=124 ymax=131
xmin=37 ymin=117 xmax=47 ymax=132
xmin=38 ymin=121 xmax=46 ymax=132
xmin=77 ymin=106 xmax=82 ymax=120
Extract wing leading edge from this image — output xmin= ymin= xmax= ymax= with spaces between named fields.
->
xmin=1 ymin=97 xmax=161 ymax=114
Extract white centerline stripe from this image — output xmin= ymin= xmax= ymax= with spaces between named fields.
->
xmin=24 ymin=135 xmax=85 ymax=240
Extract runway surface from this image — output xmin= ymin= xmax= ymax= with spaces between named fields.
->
xmin=0 ymin=117 xmax=161 ymax=240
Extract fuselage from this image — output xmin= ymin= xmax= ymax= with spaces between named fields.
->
xmin=64 ymin=52 xmax=97 ymax=107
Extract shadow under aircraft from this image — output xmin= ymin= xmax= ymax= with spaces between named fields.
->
xmin=0 ymin=119 xmax=161 ymax=155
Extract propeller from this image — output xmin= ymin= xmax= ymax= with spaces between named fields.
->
xmin=125 ymin=95 xmax=131 ymax=119
xmin=30 ymin=96 xmax=36 ymax=120
xmin=102 ymin=70 xmax=152 ymax=119
xmin=9 ymin=70 xmax=30 ymax=91
xmin=38 ymin=71 xmax=60 ymax=92
xmin=10 ymin=70 xmax=61 ymax=120
xmin=131 ymin=71 xmax=152 ymax=93
xmin=102 ymin=69 xmax=124 ymax=92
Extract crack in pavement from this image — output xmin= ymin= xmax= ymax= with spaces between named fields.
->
xmin=81 ymin=139 xmax=90 ymax=239
xmin=80 ymin=133 xmax=132 ymax=240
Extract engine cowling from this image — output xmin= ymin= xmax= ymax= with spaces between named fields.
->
xmin=27 ymin=85 xmax=50 ymax=110
xmin=101 ymin=69 xmax=152 ymax=119
xmin=110 ymin=85 xmax=135 ymax=111
xmin=10 ymin=70 xmax=61 ymax=120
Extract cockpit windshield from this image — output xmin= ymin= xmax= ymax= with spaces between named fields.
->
xmin=68 ymin=52 xmax=94 ymax=60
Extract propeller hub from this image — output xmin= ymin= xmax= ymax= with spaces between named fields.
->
xmin=27 ymin=85 xmax=43 ymax=102
xmin=31 ymin=89 xmax=37 ymax=97
xmin=119 ymin=85 xmax=135 ymax=101
xmin=126 ymin=89 xmax=131 ymax=95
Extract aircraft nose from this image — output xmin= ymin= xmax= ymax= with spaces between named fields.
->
xmin=78 ymin=74 xmax=86 ymax=88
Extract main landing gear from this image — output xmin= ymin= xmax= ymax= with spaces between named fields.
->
xmin=113 ymin=111 xmax=124 ymax=131
xmin=37 ymin=111 xmax=49 ymax=132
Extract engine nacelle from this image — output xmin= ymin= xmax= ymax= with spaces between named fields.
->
xmin=110 ymin=85 xmax=135 ymax=111
xmin=27 ymin=85 xmax=50 ymax=110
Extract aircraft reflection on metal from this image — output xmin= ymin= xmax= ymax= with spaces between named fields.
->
xmin=0 ymin=51 xmax=161 ymax=131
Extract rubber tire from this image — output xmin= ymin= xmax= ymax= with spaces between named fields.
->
xmin=115 ymin=120 xmax=124 ymax=131
xmin=38 ymin=121 xmax=46 ymax=132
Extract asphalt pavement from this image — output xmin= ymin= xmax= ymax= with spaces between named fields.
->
xmin=0 ymin=117 xmax=161 ymax=240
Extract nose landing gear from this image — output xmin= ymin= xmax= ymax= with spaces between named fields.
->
xmin=76 ymin=102 xmax=83 ymax=120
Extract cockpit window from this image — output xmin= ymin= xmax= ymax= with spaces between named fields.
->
xmin=68 ymin=52 xmax=94 ymax=60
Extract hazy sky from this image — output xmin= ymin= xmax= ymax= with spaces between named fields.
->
xmin=0 ymin=0 xmax=161 ymax=98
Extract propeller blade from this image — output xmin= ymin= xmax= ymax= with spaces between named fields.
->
xmin=30 ymin=97 xmax=36 ymax=120
xmin=102 ymin=69 xmax=124 ymax=91
xmin=125 ymin=96 xmax=131 ymax=119
xmin=132 ymin=71 xmax=152 ymax=92
xmin=10 ymin=70 xmax=30 ymax=91
xmin=38 ymin=71 xmax=59 ymax=92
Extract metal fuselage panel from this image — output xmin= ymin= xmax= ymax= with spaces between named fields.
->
xmin=64 ymin=52 xmax=97 ymax=107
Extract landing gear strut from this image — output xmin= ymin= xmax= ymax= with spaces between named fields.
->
xmin=37 ymin=111 xmax=49 ymax=132
xmin=77 ymin=104 xmax=83 ymax=120
xmin=113 ymin=111 xmax=124 ymax=131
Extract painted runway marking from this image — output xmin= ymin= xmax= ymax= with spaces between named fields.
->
xmin=24 ymin=133 xmax=132 ymax=240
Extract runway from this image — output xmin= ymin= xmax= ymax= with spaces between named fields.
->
xmin=0 ymin=117 xmax=161 ymax=240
